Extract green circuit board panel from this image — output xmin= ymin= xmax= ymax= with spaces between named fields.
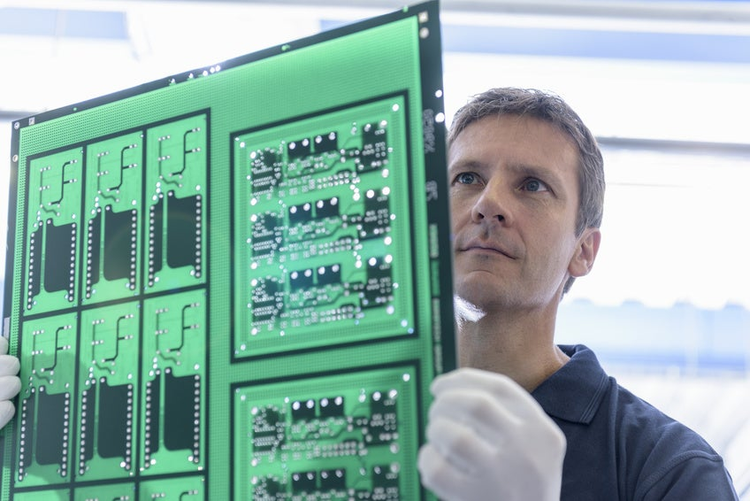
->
xmin=1 ymin=2 xmax=454 ymax=499
xmin=234 ymin=365 xmax=419 ymax=500
xmin=233 ymin=96 xmax=416 ymax=358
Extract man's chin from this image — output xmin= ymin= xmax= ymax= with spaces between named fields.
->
xmin=454 ymin=271 xmax=504 ymax=297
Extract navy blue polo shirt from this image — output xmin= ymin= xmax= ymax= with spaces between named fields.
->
xmin=532 ymin=344 xmax=739 ymax=501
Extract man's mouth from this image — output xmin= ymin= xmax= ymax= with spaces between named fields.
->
xmin=460 ymin=240 xmax=516 ymax=260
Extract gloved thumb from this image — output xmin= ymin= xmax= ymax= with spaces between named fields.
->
xmin=0 ymin=400 xmax=16 ymax=430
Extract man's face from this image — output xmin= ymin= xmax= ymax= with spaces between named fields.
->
xmin=449 ymin=114 xmax=596 ymax=312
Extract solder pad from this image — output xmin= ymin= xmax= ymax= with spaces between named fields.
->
xmin=1 ymin=2 xmax=454 ymax=500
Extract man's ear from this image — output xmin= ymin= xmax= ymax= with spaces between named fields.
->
xmin=568 ymin=227 xmax=601 ymax=279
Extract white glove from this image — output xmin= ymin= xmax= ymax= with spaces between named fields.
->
xmin=418 ymin=368 xmax=566 ymax=501
xmin=0 ymin=336 xmax=21 ymax=430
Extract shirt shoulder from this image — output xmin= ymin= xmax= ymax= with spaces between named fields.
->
xmin=614 ymin=384 xmax=738 ymax=500
xmin=613 ymin=384 xmax=737 ymax=500
xmin=534 ymin=345 xmax=738 ymax=501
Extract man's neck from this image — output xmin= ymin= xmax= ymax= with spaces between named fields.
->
xmin=456 ymin=307 xmax=569 ymax=392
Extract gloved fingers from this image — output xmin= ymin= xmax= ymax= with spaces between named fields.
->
xmin=0 ymin=376 xmax=21 ymax=401
xmin=0 ymin=355 xmax=20 ymax=377
xmin=432 ymin=367 xmax=521 ymax=398
xmin=417 ymin=442 xmax=471 ymax=501
xmin=428 ymin=389 xmax=566 ymax=472
xmin=0 ymin=400 xmax=16 ymax=430
xmin=428 ymin=387 xmax=520 ymax=445
xmin=0 ymin=336 xmax=8 ymax=355
xmin=432 ymin=368 xmax=549 ymax=421
xmin=432 ymin=386 xmax=566 ymax=458
xmin=425 ymin=415 xmax=496 ymax=474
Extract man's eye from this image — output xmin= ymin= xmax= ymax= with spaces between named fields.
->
xmin=522 ymin=178 xmax=549 ymax=192
xmin=455 ymin=172 xmax=479 ymax=185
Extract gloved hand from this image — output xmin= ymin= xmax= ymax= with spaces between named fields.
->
xmin=0 ymin=336 xmax=21 ymax=430
xmin=418 ymin=368 xmax=566 ymax=501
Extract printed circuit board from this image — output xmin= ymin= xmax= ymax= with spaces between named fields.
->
xmin=1 ymin=2 xmax=453 ymax=499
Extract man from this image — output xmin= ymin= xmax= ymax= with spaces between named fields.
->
xmin=417 ymin=87 xmax=739 ymax=500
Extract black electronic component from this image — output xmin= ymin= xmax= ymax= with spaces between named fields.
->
xmin=289 ymin=269 xmax=314 ymax=290
xmin=164 ymin=369 xmax=200 ymax=453
xmin=314 ymin=132 xmax=338 ymax=153
xmin=320 ymin=468 xmax=346 ymax=490
xmin=97 ymin=380 xmax=132 ymax=460
xmin=318 ymin=396 xmax=344 ymax=417
xmin=362 ymin=189 xmax=391 ymax=239
xmin=35 ymin=390 xmax=69 ymax=468
xmin=359 ymin=123 xmax=388 ymax=172
xmin=372 ymin=464 xmax=400 ymax=490
xmin=362 ymin=258 xmax=393 ymax=308
xmin=287 ymin=138 xmax=311 ymax=159
xmin=250 ymin=148 xmax=283 ymax=194
xmin=292 ymin=471 xmax=317 ymax=493
xmin=315 ymin=264 xmax=341 ymax=286
xmin=252 ymin=213 xmax=283 ymax=257
xmin=368 ymin=390 xmax=398 ymax=444
xmin=367 ymin=257 xmax=392 ymax=279
xmin=103 ymin=207 xmax=137 ymax=282
xmin=44 ymin=220 xmax=76 ymax=294
xmin=288 ymin=202 xmax=313 ymax=224
xmin=315 ymin=197 xmax=339 ymax=219
xmin=290 ymin=399 xmax=316 ymax=421
xmin=167 ymin=193 xmax=201 ymax=269
xmin=251 ymin=278 xmax=285 ymax=323
xmin=252 ymin=406 xmax=285 ymax=453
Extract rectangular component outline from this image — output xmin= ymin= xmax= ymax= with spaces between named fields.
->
xmin=229 ymin=91 xmax=425 ymax=363
xmin=229 ymin=360 xmax=425 ymax=501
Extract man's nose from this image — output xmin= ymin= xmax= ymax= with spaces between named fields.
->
xmin=470 ymin=181 xmax=510 ymax=225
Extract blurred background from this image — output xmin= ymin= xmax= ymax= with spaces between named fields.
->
xmin=1 ymin=0 xmax=748 ymax=496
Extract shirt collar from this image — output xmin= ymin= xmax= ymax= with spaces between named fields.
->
xmin=531 ymin=344 xmax=610 ymax=424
